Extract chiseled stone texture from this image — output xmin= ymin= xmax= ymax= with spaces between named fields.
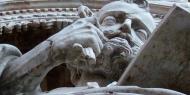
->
xmin=120 ymin=5 xmax=190 ymax=94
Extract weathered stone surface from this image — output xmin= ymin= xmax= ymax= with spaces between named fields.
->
xmin=0 ymin=1 xmax=157 ymax=94
xmin=1 ymin=0 xmax=186 ymax=94
xmin=118 ymin=5 xmax=190 ymax=94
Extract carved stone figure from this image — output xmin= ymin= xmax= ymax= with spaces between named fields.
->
xmin=0 ymin=0 xmax=185 ymax=95
xmin=68 ymin=1 xmax=155 ymax=86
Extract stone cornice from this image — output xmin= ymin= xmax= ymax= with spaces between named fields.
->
xmin=0 ymin=0 xmax=171 ymax=35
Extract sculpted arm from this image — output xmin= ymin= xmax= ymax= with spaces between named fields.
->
xmin=0 ymin=19 xmax=104 ymax=94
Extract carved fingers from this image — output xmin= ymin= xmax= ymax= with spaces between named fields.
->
xmin=73 ymin=43 xmax=96 ymax=64
xmin=78 ymin=5 xmax=94 ymax=18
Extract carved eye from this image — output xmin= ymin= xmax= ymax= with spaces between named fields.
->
xmin=101 ymin=16 xmax=116 ymax=26
xmin=133 ymin=0 xmax=149 ymax=9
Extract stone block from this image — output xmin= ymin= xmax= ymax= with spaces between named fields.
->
xmin=118 ymin=5 xmax=190 ymax=94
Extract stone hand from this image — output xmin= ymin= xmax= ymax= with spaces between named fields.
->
xmin=47 ymin=20 xmax=107 ymax=65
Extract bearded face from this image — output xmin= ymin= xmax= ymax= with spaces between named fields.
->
xmin=94 ymin=1 xmax=156 ymax=78
xmin=68 ymin=1 xmax=156 ymax=86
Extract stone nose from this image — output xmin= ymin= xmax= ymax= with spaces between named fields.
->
xmin=120 ymin=19 xmax=132 ymax=34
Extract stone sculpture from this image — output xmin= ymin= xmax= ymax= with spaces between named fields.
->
xmin=67 ymin=0 xmax=155 ymax=86
xmin=0 ymin=0 xmax=185 ymax=95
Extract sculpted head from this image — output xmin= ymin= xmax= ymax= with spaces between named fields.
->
xmin=68 ymin=1 xmax=156 ymax=86
xmin=93 ymin=1 xmax=156 ymax=82
xmin=96 ymin=1 xmax=155 ymax=39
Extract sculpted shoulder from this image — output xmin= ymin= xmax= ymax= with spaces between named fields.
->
xmin=0 ymin=44 xmax=22 ymax=77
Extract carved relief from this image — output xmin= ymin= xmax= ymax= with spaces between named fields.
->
xmin=0 ymin=0 xmax=186 ymax=95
